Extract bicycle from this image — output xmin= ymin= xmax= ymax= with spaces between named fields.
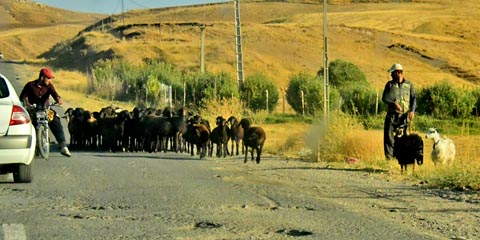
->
xmin=31 ymin=103 xmax=57 ymax=159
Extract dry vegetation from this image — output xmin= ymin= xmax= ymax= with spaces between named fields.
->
xmin=1 ymin=0 xmax=480 ymax=187
xmin=3 ymin=0 xmax=480 ymax=90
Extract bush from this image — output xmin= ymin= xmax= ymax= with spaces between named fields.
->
xmin=322 ymin=59 xmax=370 ymax=92
xmin=241 ymin=72 xmax=279 ymax=113
xmin=286 ymin=71 xmax=341 ymax=116
xmin=471 ymin=88 xmax=480 ymax=116
xmin=454 ymin=88 xmax=476 ymax=118
xmin=417 ymin=81 xmax=476 ymax=119
xmin=340 ymin=85 xmax=381 ymax=116
xmin=317 ymin=59 xmax=374 ymax=117
xmin=90 ymin=59 xmax=241 ymax=109
xmin=286 ymin=72 xmax=323 ymax=115
xmin=90 ymin=59 xmax=185 ymax=106
xmin=186 ymin=71 xmax=239 ymax=106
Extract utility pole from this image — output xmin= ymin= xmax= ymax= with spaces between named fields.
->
xmin=121 ymin=0 xmax=125 ymax=26
xmin=200 ymin=23 xmax=206 ymax=73
xmin=234 ymin=0 xmax=244 ymax=89
xmin=199 ymin=21 xmax=213 ymax=73
xmin=323 ymin=0 xmax=329 ymax=120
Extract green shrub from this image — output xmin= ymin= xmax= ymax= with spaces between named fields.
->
xmin=90 ymin=59 xmax=185 ymax=106
xmin=416 ymin=81 xmax=475 ymax=119
xmin=241 ymin=72 xmax=279 ymax=113
xmin=286 ymin=71 xmax=341 ymax=116
xmin=323 ymin=59 xmax=370 ymax=92
xmin=340 ymin=85 xmax=380 ymax=116
xmin=317 ymin=59 xmax=374 ymax=117
xmin=286 ymin=72 xmax=323 ymax=115
xmin=186 ymin=71 xmax=238 ymax=106
xmin=90 ymin=59 xmax=240 ymax=108
xmin=471 ymin=88 xmax=480 ymax=117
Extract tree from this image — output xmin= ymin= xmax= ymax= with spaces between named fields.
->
xmin=146 ymin=75 xmax=161 ymax=107
xmin=325 ymin=59 xmax=370 ymax=91
xmin=186 ymin=71 xmax=239 ymax=107
xmin=287 ymin=71 xmax=341 ymax=116
xmin=241 ymin=73 xmax=279 ymax=112
xmin=340 ymin=85 xmax=380 ymax=116
xmin=317 ymin=59 xmax=370 ymax=116
xmin=417 ymin=81 xmax=476 ymax=119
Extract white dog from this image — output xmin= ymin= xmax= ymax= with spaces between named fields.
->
xmin=425 ymin=128 xmax=456 ymax=166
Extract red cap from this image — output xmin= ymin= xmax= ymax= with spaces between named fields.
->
xmin=40 ymin=68 xmax=54 ymax=79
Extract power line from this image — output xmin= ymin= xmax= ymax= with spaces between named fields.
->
xmin=126 ymin=0 xmax=149 ymax=10
xmin=111 ymin=0 xmax=122 ymax=15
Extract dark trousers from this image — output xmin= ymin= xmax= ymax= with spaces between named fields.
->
xmin=383 ymin=113 xmax=408 ymax=159
xmin=30 ymin=110 xmax=67 ymax=147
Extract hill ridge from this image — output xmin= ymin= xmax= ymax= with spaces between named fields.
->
xmin=1 ymin=0 xmax=480 ymax=90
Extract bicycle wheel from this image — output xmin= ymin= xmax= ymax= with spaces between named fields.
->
xmin=36 ymin=125 xmax=50 ymax=159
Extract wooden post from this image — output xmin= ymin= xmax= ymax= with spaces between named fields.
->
xmin=301 ymin=90 xmax=305 ymax=117
xmin=265 ymin=90 xmax=269 ymax=113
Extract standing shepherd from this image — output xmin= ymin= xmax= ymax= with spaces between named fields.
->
xmin=382 ymin=63 xmax=417 ymax=161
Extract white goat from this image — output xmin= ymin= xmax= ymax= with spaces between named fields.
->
xmin=425 ymin=128 xmax=456 ymax=166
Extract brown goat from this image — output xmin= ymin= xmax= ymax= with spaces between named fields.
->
xmin=239 ymin=118 xmax=266 ymax=164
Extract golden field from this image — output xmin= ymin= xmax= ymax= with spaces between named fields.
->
xmin=1 ymin=0 xmax=480 ymax=91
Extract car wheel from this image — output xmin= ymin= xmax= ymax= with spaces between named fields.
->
xmin=13 ymin=164 xmax=33 ymax=183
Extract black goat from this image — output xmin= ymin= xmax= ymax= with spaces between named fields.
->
xmin=227 ymin=116 xmax=244 ymax=156
xmin=169 ymin=108 xmax=188 ymax=153
xmin=185 ymin=115 xmax=210 ymax=158
xmin=393 ymin=127 xmax=424 ymax=174
xmin=210 ymin=116 xmax=230 ymax=157
xmin=239 ymin=118 xmax=266 ymax=164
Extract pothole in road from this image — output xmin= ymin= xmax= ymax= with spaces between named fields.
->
xmin=276 ymin=229 xmax=313 ymax=237
xmin=194 ymin=221 xmax=223 ymax=229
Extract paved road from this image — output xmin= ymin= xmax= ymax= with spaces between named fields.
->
xmin=0 ymin=150 xmax=446 ymax=240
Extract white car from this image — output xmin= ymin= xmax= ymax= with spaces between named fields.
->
xmin=0 ymin=53 xmax=3 ymax=59
xmin=0 ymin=73 xmax=36 ymax=183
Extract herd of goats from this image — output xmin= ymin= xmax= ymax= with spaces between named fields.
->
xmin=62 ymin=105 xmax=456 ymax=170
xmin=63 ymin=106 xmax=267 ymax=163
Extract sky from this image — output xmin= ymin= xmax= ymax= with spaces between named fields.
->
xmin=33 ymin=0 xmax=229 ymax=14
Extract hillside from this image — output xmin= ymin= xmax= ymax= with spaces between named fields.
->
xmin=1 ymin=0 xmax=480 ymax=91
xmin=0 ymin=0 xmax=104 ymax=61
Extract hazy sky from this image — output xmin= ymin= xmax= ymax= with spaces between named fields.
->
xmin=33 ymin=0 xmax=229 ymax=14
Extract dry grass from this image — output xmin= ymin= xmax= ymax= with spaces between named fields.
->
xmin=0 ymin=25 xmax=84 ymax=60
xmin=262 ymin=122 xmax=310 ymax=158
xmin=198 ymin=98 xmax=245 ymax=124
xmin=302 ymin=112 xmax=480 ymax=189
xmin=3 ymin=1 xmax=480 ymax=91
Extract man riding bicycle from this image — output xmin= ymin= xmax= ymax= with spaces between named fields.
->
xmin=19 ymin=68 xmax=71 ymax=157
